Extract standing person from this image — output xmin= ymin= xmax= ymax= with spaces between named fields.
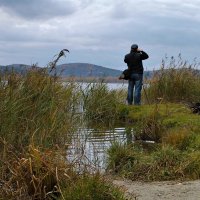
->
xmin=124 ymin=44 xmax=149 ymax=105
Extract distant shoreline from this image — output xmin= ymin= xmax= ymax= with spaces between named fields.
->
xmin=60 ymin=76 xmax=128 ymax=83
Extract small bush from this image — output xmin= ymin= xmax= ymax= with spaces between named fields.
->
xmin=184 ymin=152 xmax=200 ymax=179
xmin=107 ymin=142 xmax=140 ymax=174
xmin=162 ymin=128 xmax=191 ymax=150
xmin=134 ymin=105 xmax=166 ymax=142
xmin=61 ymin=174 xmax=126 ymax=200
xmin=185 ymin=134 xmax=200 ymax=151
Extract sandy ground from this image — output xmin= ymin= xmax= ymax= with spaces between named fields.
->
xmin=113 ymin=179 xmax=200 ymax=200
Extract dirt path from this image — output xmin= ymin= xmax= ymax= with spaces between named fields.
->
xmin=113 ymin=179 xmax=200 ymax=200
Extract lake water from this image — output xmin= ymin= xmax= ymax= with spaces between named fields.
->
xmin=66 ymin=82 xmax=146 ymax=172
xmin=63 ymin=81 xmax=128 ymax=91
xmin=67 ymin=127 xmax=134 ymax=172
xmin=103 ymin=82 xmax=128 ymax=90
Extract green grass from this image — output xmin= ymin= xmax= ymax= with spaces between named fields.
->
xmin=107 ymin=142 xmax=200 ymax=181
xmin=108 ymin=102 xmax=200 ymax=181
xmin=107 ymin=142 xmax=140 ymax=174
xmin=60 ymin=174 xmax=126 ymax=200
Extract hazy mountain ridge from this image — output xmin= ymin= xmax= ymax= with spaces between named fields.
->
xmin=55 ymin=63 xmax=122 ymax=77
xmin=0 ymin=63 xmax=154 ymax=78
xmin=0 ymin=64 xmax=32 ymax=75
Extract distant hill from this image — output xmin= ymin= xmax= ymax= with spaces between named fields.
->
xmin=0 ymin=64 xmax=32 ymax=75
xmin=0 ymin=63 xmax=122 ymax=77
xmin=0 ymin=63 xmax=154 ymax=79
xmin=55 ymin=63 xmax=122 ymax=77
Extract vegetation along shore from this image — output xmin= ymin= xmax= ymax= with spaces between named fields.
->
xmin=1 ymin=54 xmax=200 ymax=199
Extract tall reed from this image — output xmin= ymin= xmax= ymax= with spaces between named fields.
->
xmin=0 ymin=69 xmax=127 ymax=199
xmin=0 ymin=70 xmax=79 ymax=150
xmin=81 ymin=82 xmax=126 ymax=126
xmin=0 ymin=69 xmax=80 ymax=199
xmin=144 ymin=54 xmax=200 ymax=103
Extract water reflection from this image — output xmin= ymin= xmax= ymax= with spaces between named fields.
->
xmin=67 ymin=127 xmax=134 ymax=172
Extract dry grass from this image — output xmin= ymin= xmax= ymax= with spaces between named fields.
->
xmin=0 ymin=145 xmax=73 ymax=200
xmin=0 ymin=69 xmax=127 ymax=199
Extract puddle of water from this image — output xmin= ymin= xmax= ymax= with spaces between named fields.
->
xmin=67 ymin=127 xmax=134 ymax=172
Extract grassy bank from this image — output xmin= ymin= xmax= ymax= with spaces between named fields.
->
xmin=108 ymin=103 xmax=200 ymax=181
xmin=107 ymin=57 xmax=200 ymax=181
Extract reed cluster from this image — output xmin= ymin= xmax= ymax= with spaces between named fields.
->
xmin=81 ymin=82 xmax=126 ymax=126
xmin=0 ymin=69 xmax=77 ymax=199
xmin=0 ymin=70 xmax=78 ymax=150
xmin=143 ymin=55 xmax=200 ymax=103
xmin=0 ymin=70 xmax=126 ymax=199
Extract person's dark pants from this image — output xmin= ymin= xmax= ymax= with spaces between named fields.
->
xmin=127 ymin=73 xmax=143 ymax=105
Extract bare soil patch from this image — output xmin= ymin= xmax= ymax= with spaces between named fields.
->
xmin=113 ymin=179 xmax=200 ymax=200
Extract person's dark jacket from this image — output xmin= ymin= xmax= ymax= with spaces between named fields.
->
xmin=124 ymin=50 xmax=149 ymax=74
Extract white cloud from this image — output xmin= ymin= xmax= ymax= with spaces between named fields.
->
xmin=0 ymin=0 xmax=200 ymax=69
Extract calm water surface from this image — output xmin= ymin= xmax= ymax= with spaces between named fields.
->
xmin=63 ymin=82 xmax=128 ymax=90
xmin=67 ymin=82 xmax=130 ymax=172
xmin=67 ymin=127 xmax=134 ymax=172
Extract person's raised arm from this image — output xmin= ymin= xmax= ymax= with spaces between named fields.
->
xmin=138 ymin=49 xmax=149 ymax=60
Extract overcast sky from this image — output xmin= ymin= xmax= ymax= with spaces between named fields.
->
xmin=0 ymin=0 xmax=200 ymax=70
